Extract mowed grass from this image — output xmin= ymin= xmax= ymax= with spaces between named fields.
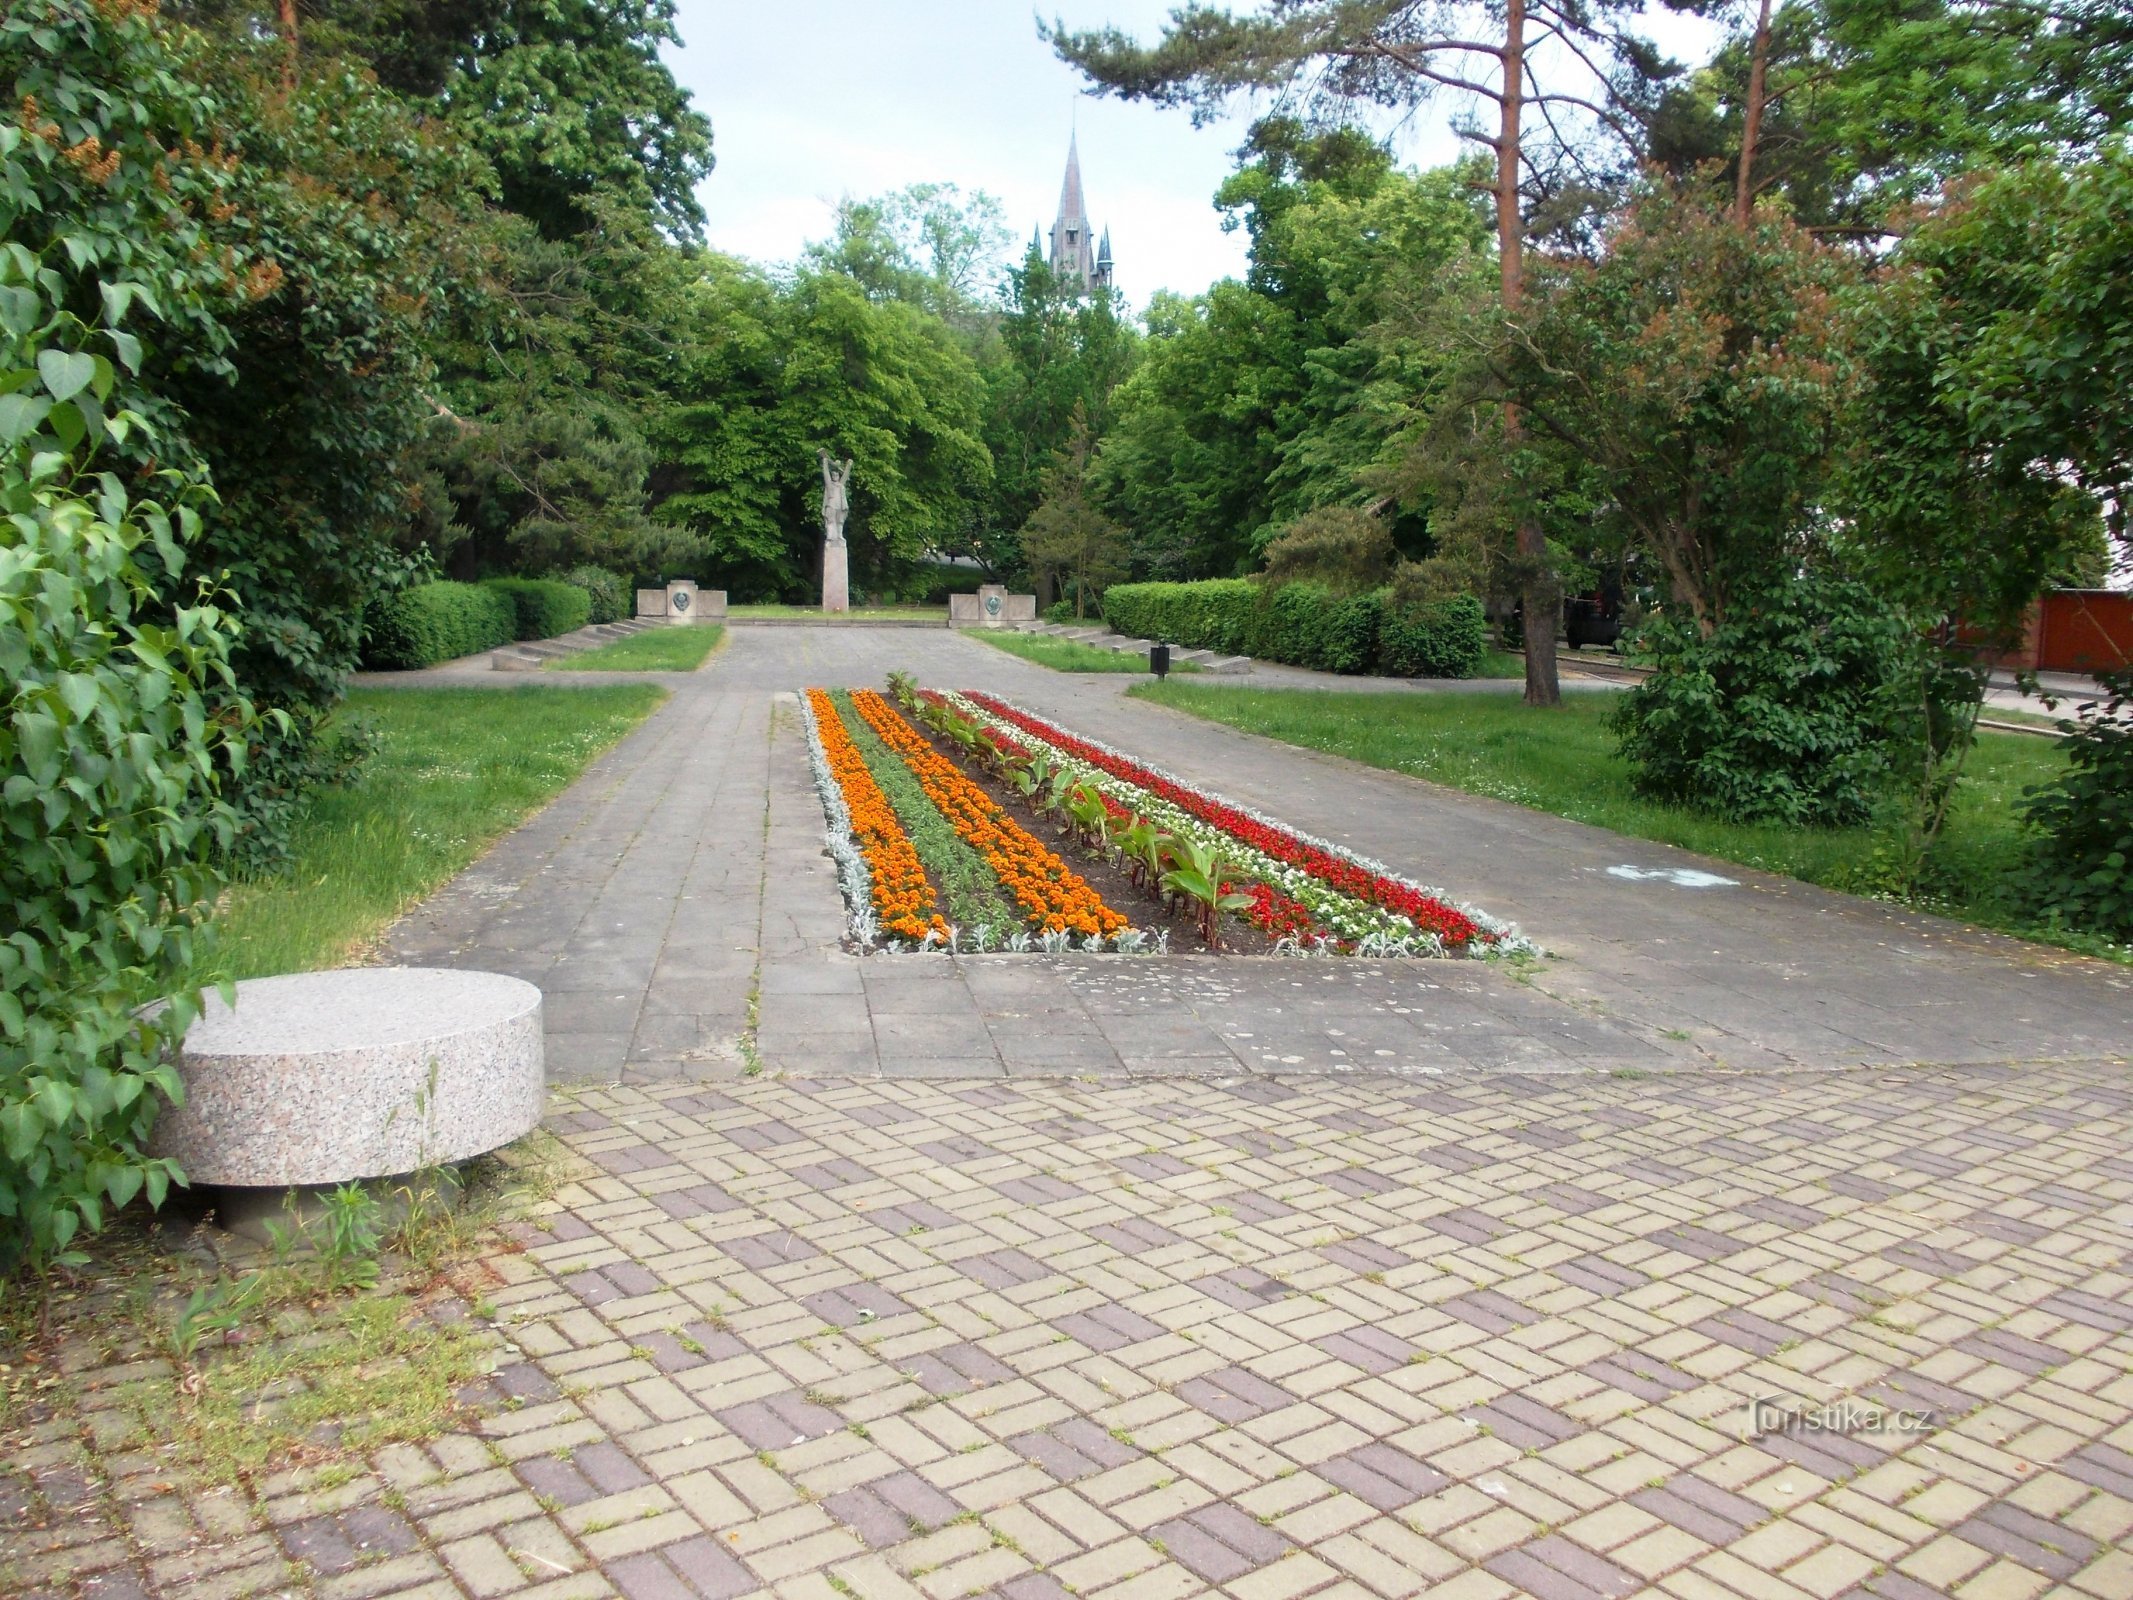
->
xmin=215 ymin=685 xmax=665 ymax=978
xmin=549 ymin=623 xmax=724 ymax=671
xmin=729 ymin=603 xmax=949 ymax=621
xmin=1132 ymin=682 xmax=2104 ymax=954
xmin=973 ymin=630 xmax=1201 ymax=674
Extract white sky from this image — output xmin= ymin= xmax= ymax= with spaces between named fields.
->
xmin=666 ymin=2 xmax=1724 ymax=308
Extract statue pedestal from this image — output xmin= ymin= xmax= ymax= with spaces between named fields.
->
xmin=822 ymin=541 xmax=849 ymax=613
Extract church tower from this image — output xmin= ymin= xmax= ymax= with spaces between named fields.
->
xmin=1047 ymin=133 xmax=1113 ymax=294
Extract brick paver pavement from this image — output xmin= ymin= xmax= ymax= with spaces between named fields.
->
xmin=11 ymin=1064 xmax=2132 ymax=1600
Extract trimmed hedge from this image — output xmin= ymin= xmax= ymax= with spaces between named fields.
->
xmin=362 ymin=581 xmax=516 ymax=669
xmin=1379 ymin=595 xmax=1487 ymax=678
xmin=1101 ymin=580 xmax=1486 ymax=678
xmin=563 ymin=564 xmax=628 ymax=625
xmin=485 ymin=576 xmax=591 ymax=641
xmin=1101 ymin=580 xmax=1257 ymax=656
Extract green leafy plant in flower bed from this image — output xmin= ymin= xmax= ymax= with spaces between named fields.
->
xmin=826 ymin=690 xmax=1016 ymax=936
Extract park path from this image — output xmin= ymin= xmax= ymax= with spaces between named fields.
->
xmin=378 ymin=624 xmax=2132 ymax=1081
xmin=10 ymin=624 xmax=2130 ymax=1600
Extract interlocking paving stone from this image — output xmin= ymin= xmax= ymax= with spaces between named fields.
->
xmin=22 ymin=1064 xmax=2124 ymax=1599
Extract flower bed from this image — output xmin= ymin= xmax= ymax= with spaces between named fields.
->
xmin=848 ymin=690 xmax=1132 ymax=942
xmin=827 ymin=689 xmax=1017 ymax=937
xmin=802 ymin=688 xmax=947 ymax=946
xmin=946 ymin=690 xmax=1529 ymax=957
xmin=802 ymin=677 xmax=1530 ymax=958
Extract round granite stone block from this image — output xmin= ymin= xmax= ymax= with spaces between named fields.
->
xmin=153 ymin=968 xmax=544 ymax=1187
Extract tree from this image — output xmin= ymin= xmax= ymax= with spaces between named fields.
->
xmin=439 ymin=0 xmax=714 ymax=241
xmin=8 ymin=0 xmax=486 ymax=862
xmin=1841 ymin=140 xmax=2128 ymax=882
xmin=1646 ymin=0 xmax=2133 ymax=235
xmin=650 ymin=266 xmax=996 ymax=600
xmin=1499 ymin=183 xmax=1855 ymax=630
xmin=981 ymin=244 xmax=1139 ymax=572
xmin=646 ymin=256 xmax=793 ymax=590
xmin=1092 ymin=281 xmax=1295 ymax=579
xmin=805 ymin=183 xmax=1012 ymax=327
xmin=1088 ymin=129 xmax=1484 ymax=586
xmin=1021 ymin=408 xmax=1129 ymax=615
xmin=1047 ymin=0 xmax=1670 ymax=705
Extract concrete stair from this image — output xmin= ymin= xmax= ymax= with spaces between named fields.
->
xmin=1018 ymin=623 xmax=1254 ymax=674
xmin=491 ymin=618 xmax=657 ymax=671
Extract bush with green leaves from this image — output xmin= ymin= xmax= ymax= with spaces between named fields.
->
xmin=5 ymin=0 xmax=485 ymax=869
xmin=1378 ymin=594 xmax=1486 ymax=678
xmin=483 ymin=576 xmax=591 ymax=641
xmin=1102 ymin=581 xmax=1259 ymax=656
xmin=1252 ymin=582 xmax=1381 ymax=673
xmin=2018 ymin=671 xmax=2133 ymax=940
xmin=361 ymin=582 xmax=516 ymax=669
xmin=1259 ymin=508 xmax=1395 ymax=596
xmin=563 ymin=564 xmax=629 ymax=624
xmin=1611 ymin=575 xmax=1905 ymax=826
xmin=1105 ymin=578 xmax=1398 ymax=674
xmin=2 ymin=444 xmax=251 ymax=1271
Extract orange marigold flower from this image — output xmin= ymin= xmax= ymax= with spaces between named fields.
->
xmin=847 ymin=690 xmax=1129 ymax=939
xmin=808 ymin=689 xmax=947 ymax=945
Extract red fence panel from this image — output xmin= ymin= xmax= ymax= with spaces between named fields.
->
xmin=2036 ymin=591 xmax=2133 ymax=674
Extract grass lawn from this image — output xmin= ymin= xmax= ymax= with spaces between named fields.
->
xmin=730 ymin=603 xmax=949 ymax=621
xmin=1474 ymin=648 xmax=1526 ymax=679
xmin=548 ymin=623 xmax=723 ymax=671
xmin=973 ymin=630 xmax=1201 ymax=674
xmin=1132 ymin=682 xmax=2117 ymax=958
xmin=215 ymin=684 xmax=665 ymax=978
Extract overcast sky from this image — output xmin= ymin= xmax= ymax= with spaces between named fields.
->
xmin=665 ymin=3 xmax=1722 ymax=308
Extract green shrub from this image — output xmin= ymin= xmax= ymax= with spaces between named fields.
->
xmin=563 ymin=565 xmax=628 ymax=625
xmin=903 ymin=563 xmax=980 ymax=605
xmin=1378 ymin=594 xmax=1487 ymax=678
xmin=2018 ymin=670 xmax=2133 ymax=939
xmin=483 ymin=577 xmax=591 ymax=641
xmin=2 ymin=451 xmax=253 ymax=1271
xmin=1104 ymin=578 xmax=1402 ymax=673
xmin=1043 ymin=599 xmax=1077 ymax=624
xmin=1102 ymin=581 xmax=1258 ymax=655
xmin=1259 ymin=508 xmax=1395 ymax=595
xmin=362 ymin=582 xmax=516 ymax=669
xmin=1250 ymin=583 xmax=1379 ymax=673
xmin=1611 ymin=575 xmax=1904 ymax=826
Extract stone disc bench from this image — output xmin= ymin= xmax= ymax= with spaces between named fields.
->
xmin=153 ymin=968 xmax=545 ymax=1189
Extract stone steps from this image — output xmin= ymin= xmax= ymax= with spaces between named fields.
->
xmin=1023 ymin=623 xmax=1254 ymax=674
xmin=491 ymin=618 xmax=656 ymax=671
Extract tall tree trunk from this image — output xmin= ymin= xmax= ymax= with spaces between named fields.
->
xmin=277 ymin=0 xmax=300 ymax=88
xmin=1735 ymin=0 xmax=1773 ymax=224
xmin=1498 ymin=0 xmax=1562 ymax=706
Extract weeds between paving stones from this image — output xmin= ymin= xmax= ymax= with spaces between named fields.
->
xmin=0 ymin=1130 xmax=574 ymax=1504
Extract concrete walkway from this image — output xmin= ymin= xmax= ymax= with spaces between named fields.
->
xmin=377 ymin=626 xmax=2131 ymax=1082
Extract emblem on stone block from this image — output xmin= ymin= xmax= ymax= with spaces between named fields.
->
xmin=985 ymin=592 xmax=1002 ymax=617
xmin=673 ymin=590 xmax=691 ymax=613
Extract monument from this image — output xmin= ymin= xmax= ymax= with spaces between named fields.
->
xmin=820 ymin=450 xmax=853 ymax=613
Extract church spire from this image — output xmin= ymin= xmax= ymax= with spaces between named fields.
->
xmin=1047 ymin=131 xmax=1112 ymax=293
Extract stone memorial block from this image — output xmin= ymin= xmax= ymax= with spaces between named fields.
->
xmin=665 ymin=578 xmax=699 ymax=625
xmin=950 ymin=584 xmax=1037 ymax=627
xmin=636 ymin=588 xmax=668 ymax=619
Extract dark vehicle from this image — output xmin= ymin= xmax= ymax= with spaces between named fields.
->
xmin=1565 ymin=579 xmax=1623 ymax=648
